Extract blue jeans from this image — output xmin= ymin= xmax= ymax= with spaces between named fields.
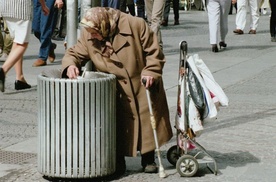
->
xmin=32 ymin=0 xmax=58 ymax=61
xmin=101 ymin=0 xmax=120 ymax=9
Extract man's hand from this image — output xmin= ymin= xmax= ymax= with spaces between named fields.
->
xmin=67 ymin=65 xmax=80 ymax=79
xmin=141 ymin=76 xmax=154 ymax=88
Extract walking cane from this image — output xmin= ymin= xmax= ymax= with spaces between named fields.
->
xmin=142 ymin=79 xmax=167 ymax=178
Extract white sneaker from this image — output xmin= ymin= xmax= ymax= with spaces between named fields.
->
xmin=0 ymin=53 xmax=8 ymax=62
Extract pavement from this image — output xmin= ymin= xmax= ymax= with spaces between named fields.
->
xmin=1 ymin=8 xmax=276 ymax=182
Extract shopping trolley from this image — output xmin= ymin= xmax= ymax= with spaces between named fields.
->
xmin=166 ymin=41 xmax=218 ymax=177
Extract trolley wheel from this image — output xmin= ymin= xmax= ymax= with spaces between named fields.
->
xmin=176 ymin=155 xmax=199 ymax=177
xmin=167 ymin=145 xmax=180 ymax=166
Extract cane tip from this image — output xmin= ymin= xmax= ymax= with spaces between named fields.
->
xmin=159 ymin=171 xmax=167 ymax=178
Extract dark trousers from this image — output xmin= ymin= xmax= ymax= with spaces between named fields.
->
xmin=269 ymin=0 xmax=276 ymax=37
xmin=163 ymin=0 xmax=179 ymax=21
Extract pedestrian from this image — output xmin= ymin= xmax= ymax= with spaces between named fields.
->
xmin=61 ymin=7 xmax=173 ymax=176
xmin=102 ymin=0 xmax=120 ymax=9
xmin=161 ymin=0 xmax=179 ymax=26
xmin=269 ymin=0 xmax=276 ymax=42
xmin=0 ymin=18 xmax=13 ymax=61
xmin=136 ymin=0 xmax=146 ymax=19
xmin=144 ymin=0 xmax=166 ymax=49
xmin=206 ymin=0 xmax=231 ymax=52
xmin=32 ymin=0 xmax=64 ymax=67
xmin=120 ymin=0 xmax=136 ymax=16
xmin=0 ymin=0 xmax=49 ymax=92
xmin=233 ymin=0 xmax=260 ymax=34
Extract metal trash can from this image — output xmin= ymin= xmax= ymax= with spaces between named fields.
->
xmin=37 ymin=70 xmax=116 ymax=178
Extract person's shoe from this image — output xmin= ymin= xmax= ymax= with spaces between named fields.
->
xmin=0 ymin=48 xmax=2 ymax=54
xmin=48 ymin=43 xmax=57 ymax=63
xmin=219 ymin=41 xmax=227 ymax=49
xmin=248 ymin=29 xmax=256 ymax=34
xmin=14 ymin=80 xmax=31 ymax=90
xmin=233 ymin=29 xmax=244 ymax=34
xmin=144 ymin=162 xmax=158 ymax=173
xmin=0 ymin=53 xmax=8 ymax=62
xmin=161 ymin=20 xmax=168 ymax=26
xmin=174 ymin=20 xmax=179 ymax=25
xmin=0 ymin=68 xmax=5 ymax=92
xmin=212 ymin=44 xmax=218 ymax=53
xmin=271 ymin=37 xmax=276 ymax=42
xmin=32 ymin=59 xmax=47 ymax=67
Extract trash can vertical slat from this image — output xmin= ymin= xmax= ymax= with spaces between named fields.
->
xmin=84 ymin=81 xmax=91 ymax=176
xmin=72 ymin=81 xmax=78 ymax=177
xmin=45 ymin=80 xmax=51 ymax=174
xmin=66 ymin=81 xmax=72 ymax=177
xmin=78 ymin=80 xmax=84 ymax=177
xmin=60 ymin=80 xmax=66 ymax=176
xmin=55 ymin=80 xmax=61 ymax=175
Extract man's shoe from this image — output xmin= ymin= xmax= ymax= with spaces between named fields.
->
xmin=161 ymin=20 xmax=168 ymax=27
xmin=144 ymin=162 xmax=158 ymax=173
xmin=0 ymin=68 xmax=5 ymax=92
xmin=48 ymin=43 xmax=57 ymax=63
xmin=174 ymin=20 xmax=179 ymax=25
xmin=249 ymin=29 xmax=256 ymax=34
xmin=15 ymin=80 xmax=31 ymax=90
xmin=32 ymin=59 xmax=47 ymax=67
xmin=233 ymin=29 xmax=244 ymax=34
xmin=0 ymin=53 xmax=8 ymax=62
xmin=271 ymin=37 xmax=276 ymax=42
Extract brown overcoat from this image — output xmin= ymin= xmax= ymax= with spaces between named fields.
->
xmin=62 ymin=12 xmax=172 ymax=157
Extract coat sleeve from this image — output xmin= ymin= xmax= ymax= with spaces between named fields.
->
xmin=61 ymin=29 xmax=91 ymax=75
xmin=137 ymin=19 xmax=166 ymax=81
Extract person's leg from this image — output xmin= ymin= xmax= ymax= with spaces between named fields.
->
xmin=108 ymin=0 xmax=121 ymax=9
xmin=120 ymin=0 xmax=127 ymax=12
xmin=248 ymin=0 xmax=259 ymax=32
xmin=162 ymin=0 xmax=171 ymax=25
xmin=172 ymin=0 xmax=179 ymax=24
xmin=145 ymin=0 xmax=153 ymax=23
xmin=137 ymin=0 xmax=146 ymax=19
xmin=235 ymin=0 xmax=247 ymax=31
xmin=127 ymin=0 xmax=136 ymax=16
xmin=141 ymin=150 xmax=157 ymax=173
xmin=2 ymin=20 xmax=13 ymax=57
xmin=0 ymin=31 xmax=3 ymax=54
xmin=1 ymin=42 xmax=28 ymax=74
xmin=207 ymin=0 xmax=220 ymax=45
xmin=269 ymin=0 xmax=276 ymax=39
xmin=34 ymin=0 xmax=57 ymax=65
xmin=220 ymin=0 xmax=231 ymax=42
xmin=148 ymin=0 xmax=166 ymax=48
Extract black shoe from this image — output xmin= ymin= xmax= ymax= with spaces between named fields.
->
xmin=144 ymin=162 xmax=158 ymax=173
xmin=161 ymin=20 xmax=168 ymax=26
xmin=212 ymin=44 xmax=218 ymax=53
xmin=0 ymin=68 xmax=5 ymax=92
xmin=219 ymin=41 xmax=227 ymax=49
xmin=14 ymin=80 xmax=31 ymax=90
